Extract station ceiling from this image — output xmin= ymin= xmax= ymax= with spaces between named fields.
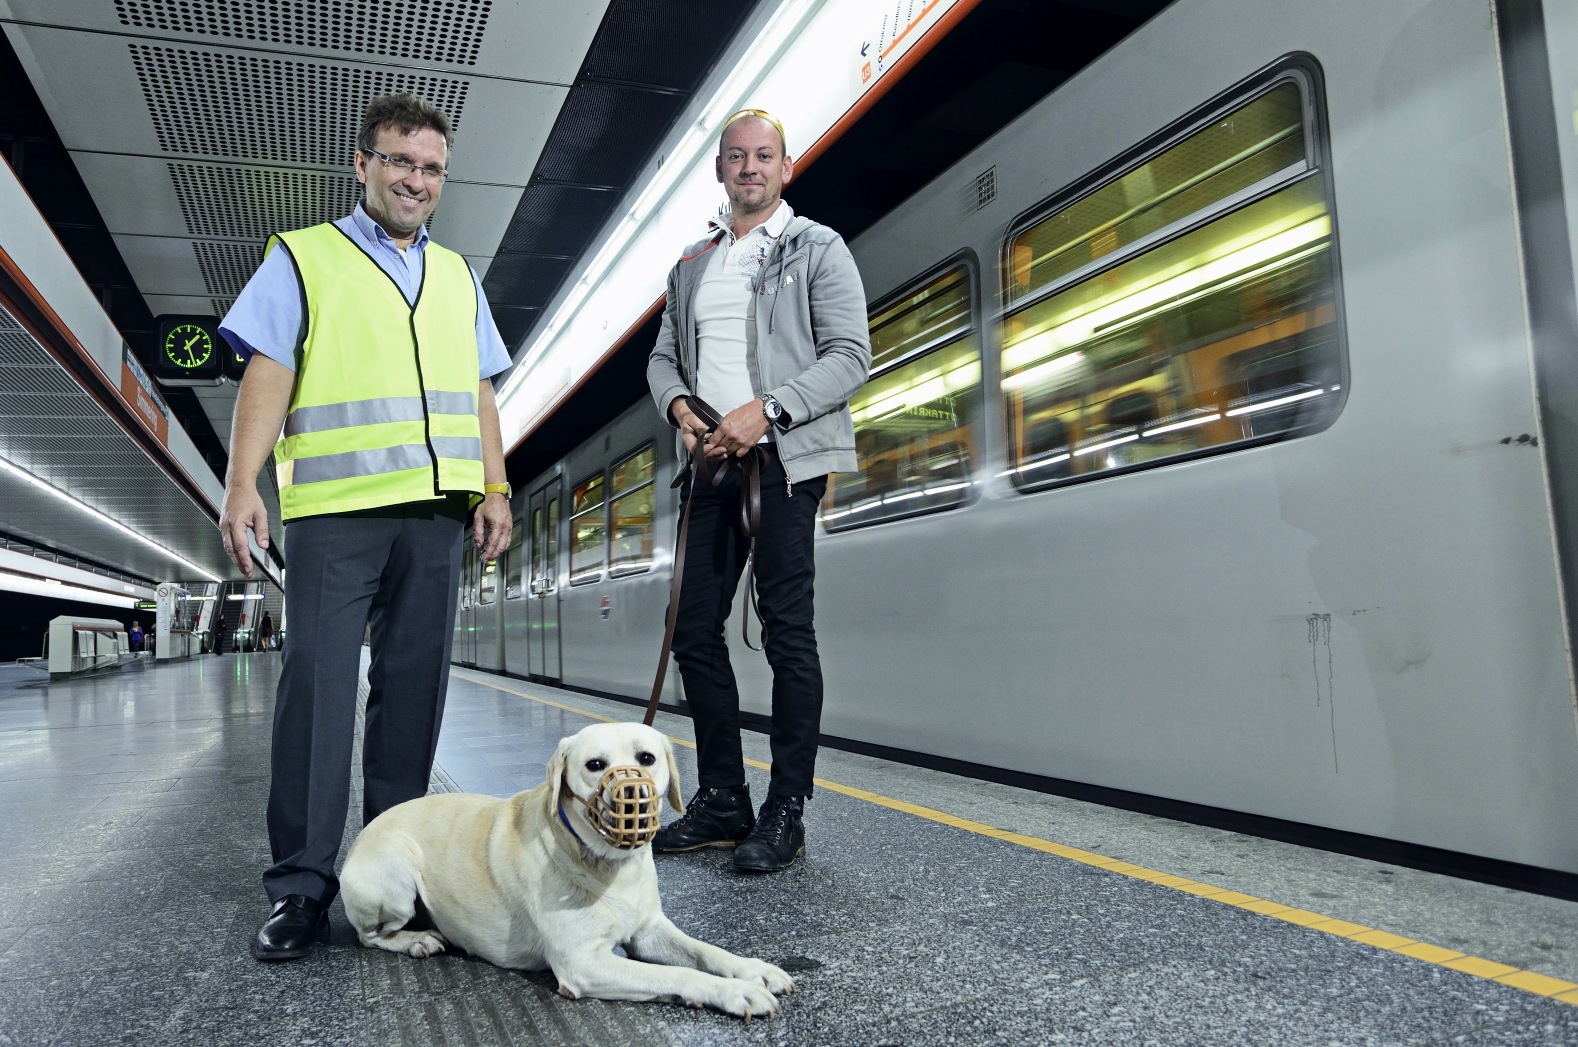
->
xmin=0 ymin=0 xmax=760 ymax=496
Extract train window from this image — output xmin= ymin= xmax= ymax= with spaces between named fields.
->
xmin=1001 ymin=74 xmax=1344 ymax=490
xmin=822 ymin=265 xmax=980 ymax=531
xmin=609 ymin=445 xmax=656 ymax=576
xmin=505 ymin=516 xmax=524 ymax=599
xmin=479 ymin=555 xmax=497 ymax=605
xmin=547 ymin=496 xmax=559 ymax=590
xmin=569 ymin=472 xmax=605 ymax=585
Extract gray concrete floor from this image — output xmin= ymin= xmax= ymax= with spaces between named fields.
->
xmin=2 ymin=655 xmax=1577 ymax=1046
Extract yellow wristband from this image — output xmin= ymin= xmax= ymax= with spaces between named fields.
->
xmin=484 ymin=483 xmax=511 ymax=497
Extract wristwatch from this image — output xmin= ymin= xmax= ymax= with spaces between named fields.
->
xmin=760 ymin=394 xmax=786 ymax=428
xmin=484 ymin=482 xmax=511 ymax=499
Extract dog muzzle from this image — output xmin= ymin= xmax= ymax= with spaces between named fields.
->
xmin=575 ymin=766 xmax=661 ymax=849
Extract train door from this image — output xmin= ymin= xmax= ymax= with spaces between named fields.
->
xmin=460 ymin=542 xmax=477 ymax=666
xmin=528 ymin=479 xmax=562 ymax=681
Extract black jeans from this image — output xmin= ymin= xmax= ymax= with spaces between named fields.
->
xmin=671 ymin=445 xmax=827 ymax=799
xmin=264 ymin=499 xmax=464 ymax=905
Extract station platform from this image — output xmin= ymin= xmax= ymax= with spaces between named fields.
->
xmin=3 ymin=656 xmax=1578 ymax=1047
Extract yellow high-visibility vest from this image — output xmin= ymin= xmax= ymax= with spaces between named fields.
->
xmin=267 ymin=223 xmax=484 ymax=521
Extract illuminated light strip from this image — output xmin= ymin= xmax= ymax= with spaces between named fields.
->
xmin=1074 ymin=433 xmax=1139 ymax=456
xmin=1224 ymin=387 xmax=1325 ymax=417
xmin=1003 ymin=216 xmax=1332 ymax=373
xmin=452 ymin=667 xmax=1578 ymax=1009
xmin=0 ymin=568 xmax=138 ymax=608
xmin=498 ymin=0 xmax=979 ymax=450
xmin=1144 ymin=412 xmax=1222 ymax=437
xmin=1000 ymin=351 xmax=1084 ymax=392
xmin=501 ymin=0 xmax=821 ymax=390
xmin=0 ymin=456 xmax=222 ymax=582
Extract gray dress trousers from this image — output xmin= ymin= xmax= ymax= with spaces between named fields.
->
xmin=263 ymin=497 xmax=465 ymax=904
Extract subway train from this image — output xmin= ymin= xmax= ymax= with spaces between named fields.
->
xmin=455 ymin=0 xmax=1578 ymax=880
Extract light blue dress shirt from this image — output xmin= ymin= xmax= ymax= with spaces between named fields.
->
xmin=218 ymin=203 xmax=512 ymax=379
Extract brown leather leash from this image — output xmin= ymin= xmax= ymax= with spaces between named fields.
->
xmin=643 ymin=395 xmax=764 ymax=726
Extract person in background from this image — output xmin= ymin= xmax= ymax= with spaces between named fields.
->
xmin=128 ymin=620 xmax=143 ymax=653
xmin=218 ymin=92 xmax=512 ymax=961
xmin=258 ymin=612 xmax=275 ymax=651
xmin=645 ymin=109 xmax=871 ymax=873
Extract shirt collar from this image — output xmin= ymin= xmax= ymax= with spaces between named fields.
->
xmin=352 ymin=200 xmax=429 ymax=252
xmin=707 ymin=199 xmax=793 ymax=244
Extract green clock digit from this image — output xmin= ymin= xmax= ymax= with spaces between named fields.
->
xmin=163 ymin=323 xmax=214 ymax=370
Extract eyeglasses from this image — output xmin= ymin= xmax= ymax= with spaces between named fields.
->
xmin=361 ymin=147 xmax=447 ymax=183
xmin=721 ymin=108 xmax=787 ymax=152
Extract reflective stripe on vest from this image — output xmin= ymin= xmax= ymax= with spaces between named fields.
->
xmin=268 ymin=222 xmax=484 ymax=520
xmin=291 ymin=444 xmax=435 ymax=485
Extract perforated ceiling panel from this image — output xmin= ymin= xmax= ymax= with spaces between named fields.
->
xmin=114 ymin=0 xmax=494 ymax=66
xmin=193 ymin=241 xmax=264 ymax=296
xmin=129 ymin=44 xmax=471 ymax=165
xmin=168 ymin=163 xmax=361 ymax=239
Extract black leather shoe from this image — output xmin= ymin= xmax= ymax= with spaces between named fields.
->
xmin=653 ymin=785 xmax=755 ymax=853
xmin=252 ymin=895 xmax=330 ymax=961
xmin=733 ymin=795 xmax=805 ymax=873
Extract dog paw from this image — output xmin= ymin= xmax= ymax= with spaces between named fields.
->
xmin=730 ymin=958 xmax=795 ymax=996
xmin=705 ymin=978 xmax=781 ymax=1021
xmin=404 ymin=931 xmax=448 ymax=958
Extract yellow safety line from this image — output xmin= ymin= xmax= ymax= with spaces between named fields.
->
xmin=452 ymin=669 xmax=1578 ymax=1006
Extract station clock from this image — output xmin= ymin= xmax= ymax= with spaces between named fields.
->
xmin=153 ymin=315 xmax=224 ymax=382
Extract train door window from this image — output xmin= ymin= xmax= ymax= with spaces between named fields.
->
xmin=822 ymin=264 xmax=981 ymax=531
xmin=530 ymin=506 xmax=544 ymax=594
xmin=479 ymin=554 xmax=497 ymax=605
xmin=547 ymin=495 xmax=559 ymax=590
xmin=1001 ymin=68 xmax=1345 ymax=490
xmin=569 ymin=472 xmax=604 ymax=584
xmin=609 ymin=445 xmax=656 ymax=576
xmin=506 ymin=516 xmax=524 ymax=599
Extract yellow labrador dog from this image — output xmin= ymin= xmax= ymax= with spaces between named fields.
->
xmin=340 ymin=722 xmax=792 ymax=1019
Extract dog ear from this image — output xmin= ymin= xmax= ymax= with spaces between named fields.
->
xmin=662 ymin=737 xmax=684 ymax=813
xmin=545 ymin=737 xmax=572 ymax=804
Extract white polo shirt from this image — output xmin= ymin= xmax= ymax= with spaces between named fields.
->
xmin=694 ymin=201 xmax=792 ymax=432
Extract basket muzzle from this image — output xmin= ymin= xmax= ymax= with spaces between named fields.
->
xmin=576 ymin=765 xmax=661 ymax=849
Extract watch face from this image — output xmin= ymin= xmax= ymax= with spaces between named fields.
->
xmin=163 ymin=323 xmax=214 ymax=370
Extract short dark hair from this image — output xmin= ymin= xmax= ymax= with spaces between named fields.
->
xmin=357 ymin=93 xmax=455 ymax=155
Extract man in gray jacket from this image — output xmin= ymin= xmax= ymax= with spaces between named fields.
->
xmin=647 ymin=109 xmax=870 ymax=872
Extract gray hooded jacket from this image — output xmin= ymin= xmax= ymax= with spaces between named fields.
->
xmin=646 ymin=210 xmax=872 ymax=485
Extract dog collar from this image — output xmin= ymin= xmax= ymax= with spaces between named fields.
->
xmin=557 ymin=802 xmax=589 ymax=848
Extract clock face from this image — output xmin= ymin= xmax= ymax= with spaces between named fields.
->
xmin=163 ymin=323 xmax=214 ymax=370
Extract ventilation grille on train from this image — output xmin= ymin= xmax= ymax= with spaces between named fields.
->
xmin=973 ymin=167 xmax=997 ymax=211
xmin=114 ymin=0 xmax=492 ymax=66
xmin=193 ymin=242 xmax=263 ymax=296
xmin=130 ymin=45 xmax=470 ymax=165
xmin=169 ymin=164 xmax=361 ymax=239
xmin=210 ymin=298 xmax=235 ymax=319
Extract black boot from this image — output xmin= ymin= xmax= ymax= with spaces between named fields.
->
xmin=653 ymin=785 xmax=755 ymax=853
xmin=733 ymin=795 xmax=805 ymax=873
xmin=252 ymin=894 xmax=330 ymax=961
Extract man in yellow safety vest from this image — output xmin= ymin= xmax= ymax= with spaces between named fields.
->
xmin=217 ymin=93 xmax=513 ymax=962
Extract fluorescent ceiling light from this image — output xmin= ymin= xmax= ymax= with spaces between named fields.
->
xmin=1001 ymin=352 xmax=1085 ymax=392
xmin=0 ymin=456 xmax=221 ymax=582
xmin=1144 ymin=412 xmax=1222 ymax=436
xmin=0 ymin=568 xmax=137 ymax=608
xmin=1224 ymin=388 xmax=1325 ymax=417
xmin=1074 ymin=433 xmax=1139 ymax=456
xmin=501 ymin=0 xmax=821 ymax=393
